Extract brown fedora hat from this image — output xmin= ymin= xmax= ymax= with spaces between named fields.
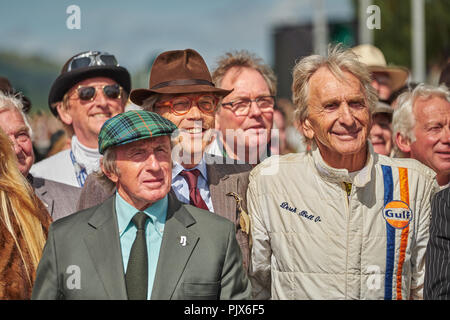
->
xmin=130 ymin=49 xmax=232 ymax=106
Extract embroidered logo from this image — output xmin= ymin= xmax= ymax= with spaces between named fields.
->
xmin=280 ymin=202 xmax=321 ymax=223
xmin=383 ymin=200 xmax=412 ymax=229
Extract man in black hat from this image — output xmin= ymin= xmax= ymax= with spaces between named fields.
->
xmin=30 ymin=51 xmax=131 ymax=188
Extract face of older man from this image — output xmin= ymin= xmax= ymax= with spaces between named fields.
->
xmin=58 ymin=77 xmax=126 ymax=149
xmin=303 ymin=67 xmax=371 ymax=171
xmin=370 ymin=113 xmax=393 ymax=156
xmin=216 ymin=67 xmax=273 ymax=162
xmin=0 ymin=107 xmax=35 ymax=176
xmin=155 ymin=93 xmax=216 ymax=168
xmin=409 ymin=96 xmax=450 ymax=184
xmin=108 ymin=136 xmax=172 ymax=210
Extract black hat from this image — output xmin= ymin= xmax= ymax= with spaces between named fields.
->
xmin=48 ymin=51 xmax=131 ymax=116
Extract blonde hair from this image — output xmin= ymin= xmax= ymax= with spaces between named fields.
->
xmin=0 ymin=128 xmax=48 ymax=283
xmin=292 ymin=44 xmax=378 ymax=144
xmin=212 ymin=50 xmax=277 ymax=96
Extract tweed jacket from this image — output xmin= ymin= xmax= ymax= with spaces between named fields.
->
xmin=31 ymin=175 xmax=81 ymax=221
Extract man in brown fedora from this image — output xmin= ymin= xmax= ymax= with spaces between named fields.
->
xmin=77 ymin=49 xmax=253 ymax=272
xmin=30 ymin=51 xmax=131 ymax=188
xmin=352 ymin=44 xmax=409 ymax=101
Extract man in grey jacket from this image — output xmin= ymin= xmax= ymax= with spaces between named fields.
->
xmin=0 ymin=90 xmax=80 ymax=220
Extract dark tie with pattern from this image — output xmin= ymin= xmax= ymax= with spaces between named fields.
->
xmin=179 ymin=169 xmax=209 ymax=210
xmin=126 ymin=212 xmax=149 ymax=300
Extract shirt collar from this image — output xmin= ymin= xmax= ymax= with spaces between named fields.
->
xmin=115 ymin=191 xmax=168 ymax=237
xmin=172 ymin=153 xmax=208 ymax=181
xmin=311 ymin=141 xmax=374 ymax=188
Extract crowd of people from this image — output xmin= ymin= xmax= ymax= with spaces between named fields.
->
xmin=0 ymin=42 xmax=449 ymax=300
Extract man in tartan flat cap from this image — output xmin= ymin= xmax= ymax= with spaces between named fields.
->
xmin=32 ymin=109 xmax=251 ymax=300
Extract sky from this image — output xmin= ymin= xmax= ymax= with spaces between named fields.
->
xmin=0 ymin=0 xmax=354 ymax=73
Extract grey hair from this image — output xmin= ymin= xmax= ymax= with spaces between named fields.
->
xmin=141 ymin=94 xmax=162 ymax=112
xmin=392 ymin=83 xmax=450 ymax=157
xmin=0 ymin=90 xmax=33 ymax=137
xmin=291 ymin=44 xmax=378 ymax=144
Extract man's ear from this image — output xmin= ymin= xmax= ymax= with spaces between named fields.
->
xmin=56 ymin=103 xmax=73 ymax=126
xmin=301 ymin=118 xmax=315 ymax=140
xmin=100 ymin=159 xmax=118 ymax=183
xmin=395 ymin=132 xmax=411 ymax=154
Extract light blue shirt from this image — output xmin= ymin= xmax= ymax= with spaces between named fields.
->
xmin=171 ymin=155 xmax=214 ymax=212
xmin=115 ymin=192 xmax=168 ymax=300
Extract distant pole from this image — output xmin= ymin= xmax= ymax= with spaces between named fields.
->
xmin=313 ymin=0 xmax=328 ymax=56
xmin=359 ymin=0 xmax=373 ymax=44
xmin=412 ymin=0 xmax=426 ymax=82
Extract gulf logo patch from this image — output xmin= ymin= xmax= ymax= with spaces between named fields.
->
xmin=383 ymin=200 xmax=412 ymax=229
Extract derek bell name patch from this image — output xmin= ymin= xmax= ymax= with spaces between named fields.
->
xmin=383 ymin=200 xmax=412 ymax=229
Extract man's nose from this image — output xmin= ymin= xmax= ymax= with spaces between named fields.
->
xmin=248 ymin=100 xmax=262 ymax=117
xmin=338 ymin=103 xmax=356 ymax=126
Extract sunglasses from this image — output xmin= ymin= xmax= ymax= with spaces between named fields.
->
xmin=66 ymin=51 xmax=119 ymax=72
xmin=74 ymin=84 xmax=123 ymax=101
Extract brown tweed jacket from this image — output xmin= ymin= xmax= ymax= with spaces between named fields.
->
xmin=77 ymin=154 xmax=252 ymax=272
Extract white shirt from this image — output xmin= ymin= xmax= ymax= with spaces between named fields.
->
xmin=171 ymin=155 xmax=214 ymax=212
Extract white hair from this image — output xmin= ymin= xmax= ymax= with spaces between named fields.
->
xmin=392 ymin=83 xmax=450 ymax=156
xmin=0 ymin=90 xmax=33 ymax=137
xmin=292 ymin=44 xmax=378 ymax=144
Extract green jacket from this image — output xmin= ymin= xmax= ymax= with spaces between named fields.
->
xmin=32 ymin=191 xmax=251 ymax=300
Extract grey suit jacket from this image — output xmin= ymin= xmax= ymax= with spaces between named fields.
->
xmin=32 ymin=192 xmax=251 ymax=300
xmin=76 ymin=154 xmax=252 ymax=271
xmin=424 ymin=187 xmax=450 ymax=299
xmin=31 ymin=175 xmax=81 ymax=221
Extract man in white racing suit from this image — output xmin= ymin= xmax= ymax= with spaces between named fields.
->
xmin=247 ymin=45 xmax=438 ymax=300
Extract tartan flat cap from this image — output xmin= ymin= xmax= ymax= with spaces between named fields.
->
xmin=98 ymin=110 xmax=177 ymax=154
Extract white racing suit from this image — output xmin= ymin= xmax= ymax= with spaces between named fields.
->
xmin=248 ymin=144 xmax=438 ymax=300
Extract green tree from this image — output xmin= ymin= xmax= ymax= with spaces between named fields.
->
xmin=355 ymin=0 xmax=449 ymax=71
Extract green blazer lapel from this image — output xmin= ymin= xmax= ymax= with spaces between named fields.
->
xmin=151 ymin=192 xmax=199 ymax=300
xmin=84 ymin=195 xmax=128 ymax=300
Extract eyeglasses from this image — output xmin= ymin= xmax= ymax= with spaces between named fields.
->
xmin=155 ymin=95 xmax=219 ymax=115
xmin=73 ymin=84 xmax=123 ymax=101
xmin=221 ymin=96 xmax=275 ymax=116
xmin=66 ymin=51 xmax=119 ymax=72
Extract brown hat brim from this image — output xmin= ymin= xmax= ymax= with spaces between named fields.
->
xmin=369 ymin=66 xmax=409 ymax=92
xmin=130 ymin=85 xmax=232 ymax=106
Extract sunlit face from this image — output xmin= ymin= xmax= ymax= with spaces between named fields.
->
xmin=155 ymin=93 xmax=216 ymax=167
xmin=216 ymin=67 xmax=273 ymax=160
xmin=370 ymin=113 xmax=393 ymax=156
xmin=106 ymin=136 xmax=172 ymax=210
xmin=409 ymin=96 xmax=450 ymax=177
xmin=59 ymin=77 xmax=126 ymax=148
xmin=0 ymin=108 xmax=35 ymax=176
xmin=371 ymin=72 xmax=392 ymax=101
xmin=303 ymin=67 xmax=371 ymax=168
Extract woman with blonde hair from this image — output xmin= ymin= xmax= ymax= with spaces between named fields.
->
xmin=0 ymin=127 xmax=51 ymax=299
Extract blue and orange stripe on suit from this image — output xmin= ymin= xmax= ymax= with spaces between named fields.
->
xmin=382 ymin=165 xmax=410 ymax=300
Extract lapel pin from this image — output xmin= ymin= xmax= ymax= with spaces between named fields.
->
xmin=180 ymin=236 xmax=187 ymax=247
xmin=226 ymin=192 xmax=250 ymax=235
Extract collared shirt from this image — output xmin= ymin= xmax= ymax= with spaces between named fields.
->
xmin=115 ymin=192 xmax=168 ymax=300
xmin=171 ymin=154 xmax=214 ymax=212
